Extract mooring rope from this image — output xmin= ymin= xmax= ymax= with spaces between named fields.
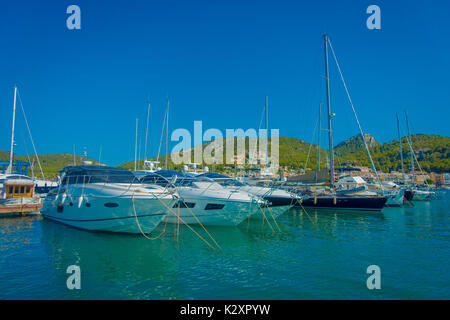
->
xmin=255 ymin=201 xmax=274 ymax=233
xmin=266 ymin=206 xmax=281 ymax=232
xmin=132 ymin=191 xmax=218 ymax=250
xmin=174 ymin=192 xmax=222 ymax=250
xmin=294 ymin=198 xmax=316 ymax=225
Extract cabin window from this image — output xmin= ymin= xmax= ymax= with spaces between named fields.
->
xmin=104 ymin=202 xmax=119 ymax=208
xmin=26 ymin=186 xmax=31 ymax=194
xmin=8 ymin=186 xmax=13 ymax=194
xmin=14 ymin=186 xmax=19 ymax=194
xmin=205 ymin=203 xmax=225 ymax=210
xmin=173 ymin=201 xmax=195 ymax=208
xmin=20 ymin=186 xmax=25 ymax=194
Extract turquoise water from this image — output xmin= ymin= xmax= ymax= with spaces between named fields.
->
xmin=0 ymin=192 xmax=449 ymax=300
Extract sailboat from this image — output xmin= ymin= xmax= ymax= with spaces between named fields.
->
xmin=133 ymin=98 xmax=168 ymax=178
xmin=395 ymin=113 xmax=414 ymax=201
xmin=0 ymin=86 xmax=43 ymax=216
xmin=295 ymin=35 xmax=387 ymax=211
xmin=404 ymin=111 xmax=435 ymax=201
xmin=242 ymin=95 xmax=278 ymax=186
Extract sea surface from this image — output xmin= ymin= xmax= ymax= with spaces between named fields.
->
xmin=0 ymin=191 xmax=449 ymax=300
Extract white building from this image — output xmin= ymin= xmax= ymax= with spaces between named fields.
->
xmin=444 ymin=173 xmax=450 ymax=185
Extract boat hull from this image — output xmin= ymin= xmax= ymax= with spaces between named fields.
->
xmin=248 ymin=205 xmax=289 ymax=220
xmin=162 ymin=199 xmax=256 ymax=227
xmin=295 ymin=196 xmax=387 ymax=211
xmin=411 ymin=190 xmax=433 ymax=201
xmin=404 ymin=190 xmax=414 ymax=201
xmin=42 ymin=195 xmax=173 ymax=234
xmin=0 ymin=197 xmax=43 ymax=217
xmin=384 ymin=190 xmax=405 ymax=207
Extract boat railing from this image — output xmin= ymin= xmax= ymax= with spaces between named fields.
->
xmin=56 ymin=173 xmax=175 ymax=199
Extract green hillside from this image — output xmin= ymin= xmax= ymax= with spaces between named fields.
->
xmin=0 ymin=152 xmax=99 ymax=179
xmin=118 ymin=136 xmax=329 ymax=172
xmin=2 ymin=134 xmax=448 ymax=178
xmin=119 ymin=134 xmax=450 ymax=174
xmin=337 ymin=134 xmax=450 ymax=173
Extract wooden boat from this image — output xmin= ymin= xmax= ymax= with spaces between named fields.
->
xmin=0 ymin=86 xmax=43 ymax=216
xmin=0 ymin=178 xmax=42 ymax=216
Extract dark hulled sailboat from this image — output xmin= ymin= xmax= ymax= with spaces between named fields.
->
xmin=299 ymin=195 xmax=387 ymax=211
xmin=294 ymin=34 xmax=387 ymax=211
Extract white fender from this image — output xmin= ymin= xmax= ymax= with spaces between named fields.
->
xmin=78 ymin=195 xmax=84 ymax=208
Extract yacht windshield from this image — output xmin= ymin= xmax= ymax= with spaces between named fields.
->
xmin=60 ymin=166 xmax=139 ymax=185
xmin=141 ymin=170 xmax=198 ymax=187
xmin=3 ymin=175 xmax=32 ymax=180
xmin=197 ymin=172 xmax=244 ymax=187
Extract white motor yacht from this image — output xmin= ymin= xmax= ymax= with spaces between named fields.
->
xmin=196 ymin=172 xmax=300 ymax=220
xmin=42 ymin=165 xmax=176 ymax=234
xmin=139 ymin=170 xmax=266 ymax=226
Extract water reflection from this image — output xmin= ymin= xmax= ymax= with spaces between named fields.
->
xmin=38 ymin=216 xmax=297 ymax=299
xmin=1 ymin=192 xmax=448 ymax=299
xmin=0 ymin=216 xmax=41 ymax=250
xmin=282 ymin=207 xmax=386 ymax=237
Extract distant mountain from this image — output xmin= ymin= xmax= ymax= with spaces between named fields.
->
xmin=335 ymin=133 xmax=380 ymax=157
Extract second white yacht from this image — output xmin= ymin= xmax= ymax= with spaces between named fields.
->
xmin=139 ymin=170 xmax=267 ymax=226
xmin=197 ymin=172 xmax=301 ymax=220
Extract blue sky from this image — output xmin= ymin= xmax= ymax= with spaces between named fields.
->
xmin=1 ymin=0 xmax=449 ymax=165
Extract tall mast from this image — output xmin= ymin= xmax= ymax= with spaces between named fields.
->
xmin=144 ymin=99 xmax=150 ymax=163
xmin=405 ymin=110 xmax=415 ymax=186
xmin=396 ymin=113 xmax=405 ymax=183
xmin=7 ymin=86 xmax=18 ymax=174
xmin=165 ymin=98 xmax=169 ymax=170
xmin=323 ymin=34 xmax=335 ymax=190
xmin=265 ymin=95 xmax=269 ymax=167
xmin=134 ymin=118 xmax=138 ymax=172
xmin=318 ymin=102 xmax=322 ymax=171
xmin=316 ymin=102 xmax=322 ymax=183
